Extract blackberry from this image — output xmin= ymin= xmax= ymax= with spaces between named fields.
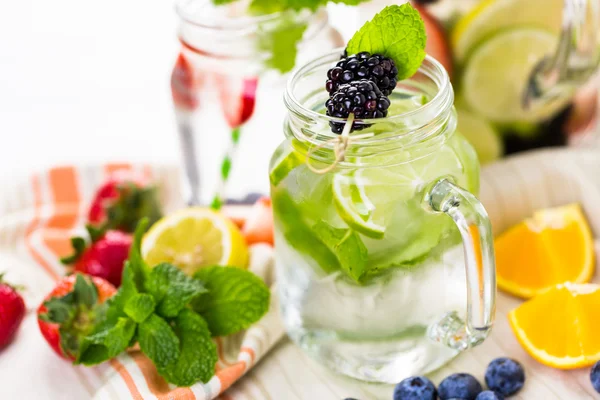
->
xmin=325 ymin=79 xmax=390 ymax=134
xmin=326 ymin=52 xmax=398 ymax=96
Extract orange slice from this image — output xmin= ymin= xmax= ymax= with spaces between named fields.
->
xmin=495 ymin=203 xmax=594 ymax=298
xmin=509 ymin=283 xmax=600 ymax=369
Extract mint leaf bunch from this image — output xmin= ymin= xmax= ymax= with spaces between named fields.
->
xmin=76 ymin=219 xmax=270 ymax=387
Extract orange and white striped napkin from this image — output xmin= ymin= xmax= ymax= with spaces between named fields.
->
xmin=0 ymin=163 xmax=284 ymax=400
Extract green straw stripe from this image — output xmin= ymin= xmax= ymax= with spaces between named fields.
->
xmin=231 ymin=127 xmax=241 ymax=144
xmin=221 ymin=157 xmax=232 ymax=180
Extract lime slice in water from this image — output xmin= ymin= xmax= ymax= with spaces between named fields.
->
xmin=456 ymin=108 xmax=503 ymax=165
xmin=462 ymin=28 xmax=569 ymax=124
xmin=451 ymin=0 xmax=563 ymax=61
xmin=332 ymin=140 xmax=469 ymax=239
xmin=269 ymin=142 xmax=306 ymax=187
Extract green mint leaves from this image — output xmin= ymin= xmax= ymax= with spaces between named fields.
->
xmin=158 ymin=309 xmax=218 ymax=386
xmin=74 ymin=219 xmax=270 ymax=387
xmin=145 ymin=263 xmax=207 ymax=318
xmin=257 ymin=19 xmax=307 ymax=75
xmin=192 ymin=266 xmax=270 ymax=337
xmin=346 ymin=4 xmax=427 ymax=81
xmin=313 ymin=222 xmax=368 ymax=282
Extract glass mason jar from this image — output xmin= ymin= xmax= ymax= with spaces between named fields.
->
xmin=270 ymin=51 xmax=496 ymax=383
xmin=171 ymin=0 xmax=343 ymax=206
xmin=352 ymin=0 xmax=600 ymax=162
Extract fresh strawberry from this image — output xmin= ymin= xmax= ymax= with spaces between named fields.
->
xmin=61 ymin=226 xmax=132 ymax=287
xmin=216 ymin=75 xmax=258 ymax=129
xmin=0 ymin=275 xmax=25 ymax=350
xmin=171 ymin=52 xmax=200 ymax=111
xmin=242 ymin=197 xmax=274 ymax=246
xmin=413 ymin=3 xmax=453 ymax=79
xmin=88 ymin=171 xmax=162 ymax=233
xmin=37 ymin=274 xmax=116 ymax=360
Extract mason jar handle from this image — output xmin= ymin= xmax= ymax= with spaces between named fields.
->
xmin=524 ymin=0 xmax=600 ymax=108
xmin=426 ymin=179 xmax=496 ymax=351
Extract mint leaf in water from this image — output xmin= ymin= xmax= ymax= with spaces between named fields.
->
xmin=257 ymin=19 xmax=307 ymax=74
xmin=77 ymin=317 xmax=136 ymax=365
xmin=346 ymin=4 xmax=426 ymax=80
xmin=124 ymin=293 xmax=156 ymax=323
xmin=313 ymin=221 xmax=368 ymax=282
xmin=158 ymin=309 xmax=217 ymax=386
xmin=192 ymin=266 xmax=270 ymax=337
xmin=138 ymin=314 xmax=181 ymax=369
xmin=144 ymin=263 xmax=207 ymax=318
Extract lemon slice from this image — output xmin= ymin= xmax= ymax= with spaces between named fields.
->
xmin=451 ymin=0 xmax=563 ymax=61
xmin=142 ymin=208 xmax=249 ymax=275
xmin=462 ymin=28 xmax=570 ymax=123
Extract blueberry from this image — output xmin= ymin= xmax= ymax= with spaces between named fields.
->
xmin=590 ymin=361 xmax=600 ymax=393
xmin=438 ymin=373 xmax=483 ymax=400
xmin=476 ymin=390 xmax=504 ymax=400
xmin=393 ymin=376 xmax=437 ymax=400
xmin=485 ymin=358 xmax=525 ymax=396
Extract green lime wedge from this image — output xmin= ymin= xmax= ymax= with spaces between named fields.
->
xmin=462 ymin=28 xmax=570 ymax=123
xmin=269 ymin=141 xmax=306 ymax=187
xmin=456 ymin=108 xmax=503 ymax=165
xmin=451 ymin=0 xmax=563 ymax=61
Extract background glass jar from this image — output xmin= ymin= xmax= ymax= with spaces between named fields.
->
xmin=346 ymin=0 xmax=600 ymax=163
xmin=270 ymin=51 xmax=496 ymax=383
xmin=171 ymin=0 xmax=343 ymax=206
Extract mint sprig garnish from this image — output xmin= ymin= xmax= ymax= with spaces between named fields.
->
xmin=346 ymin=4 xmax=427 ymax=81
xmin=74 ymin=218 xmax=270 ymax=387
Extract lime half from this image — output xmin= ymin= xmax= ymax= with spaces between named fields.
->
xmin=456 ymin=108 xmax=503 ymax=165
xmin=451 ymin=0 xmax=563 ymax=61
xmin=462 ymin=28 xmax=569 ymax=123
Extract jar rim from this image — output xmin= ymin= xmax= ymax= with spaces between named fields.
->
xmin=176 ymin=0 xmax=310 ymax=31
xmin=283 ymin=49 xmax=454 ymax=145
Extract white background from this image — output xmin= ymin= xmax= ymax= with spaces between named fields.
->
xmin=0 ymin=0 xmax=381 ymax=184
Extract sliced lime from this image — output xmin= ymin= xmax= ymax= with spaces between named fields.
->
xmin=269 ymin=141 xmax=306 ymax=187
xmin=451 ymin=0 xmax=563 ymax=61
xmin=462 ymin=28 xmax=570 ymax=123
xmin=456 ymin=108 xmax=503 ymax=165
xmin=332 ymin=138 xmax=471 ymax=240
